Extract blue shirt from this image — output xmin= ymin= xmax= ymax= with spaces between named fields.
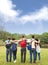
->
xmin=12 ymin=43 xmax=17 ymax=51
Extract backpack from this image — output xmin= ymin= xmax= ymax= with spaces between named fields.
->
xmin=27 ymin=44 xmax=31 ymax=50
xmin=20 ymin=40 xmax=26 ymax=48
xmin=6 ymin=44 xmax=11 ymax=49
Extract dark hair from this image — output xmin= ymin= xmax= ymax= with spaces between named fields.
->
xmin=35 ymin=38 xmax=38 ymax=41
xmin=12 ymin=38 xmax=15 ymax=40
xmin=22 ymin=35 xmax=24 ymax=38
xmin=32 ymin=35 xmax=34 ymax=38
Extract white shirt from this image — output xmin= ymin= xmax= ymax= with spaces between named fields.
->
xmin=36 ymin=45 xmax=40 ymax=53
xmin=5 ymin=40 xmax=11 ymax=44
xmin=31 ymin=39 xmax=37 ymax=48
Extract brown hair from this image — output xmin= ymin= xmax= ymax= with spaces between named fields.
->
xmin=32 ymin=35 xmax=34 ymax=38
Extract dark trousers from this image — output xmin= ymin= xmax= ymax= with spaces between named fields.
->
xmin=21 ymin=48 xmax=26 ymax=63
xmin=12 ymin=49 xmax=17 ymax=61
xmin=6 ymin=48 xmax=12 ymax=62
xmin=30 ymin=48 xmax=36 ymax=63
xmin=36 ymin=52 xmax=40 ymax=60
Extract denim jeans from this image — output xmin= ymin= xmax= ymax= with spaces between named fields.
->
xmin=30 ymin=48 xmax=36 ymax=63
xmin=36 ymin=52 xmax=40 ymax=60
xmin=6 ymin=48 xmax=12 ymax=62
xmin=12 ymin=49 xmax=17 ymax=61
xmin=21 ymin=48 xmax=26 ymax=63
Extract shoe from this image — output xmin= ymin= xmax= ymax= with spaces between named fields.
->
xmin=14 ymin=60 xmax=16 ymax=63
xmin=33 ymin=61 xmax=36 ymax=63
xmin=29 ymin=61 xmax=32 ymax=63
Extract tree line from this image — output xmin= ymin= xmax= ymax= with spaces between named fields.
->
xmin=0 ymin=31 xmax=48 ymax=48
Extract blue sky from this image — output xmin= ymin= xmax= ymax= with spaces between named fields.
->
xmin=0 ymin=0 xmax=48 ymax=34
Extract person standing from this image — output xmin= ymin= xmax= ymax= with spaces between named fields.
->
xmin=30 ymin=35 xmax=36 ymax=63
xmin=11 ymin=38 xmax=18 ymax=63
xmin=5 ymin=37 xmax=12 ymax=62
xmin=35 ymin=39 xmax=41 ymax=61
xmin=19 ymin=35 xmax=27 ymax=63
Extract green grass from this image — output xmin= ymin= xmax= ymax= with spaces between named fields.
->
xmin=0 ymin=40 xmax=4 ymax=46
xmin=0 ymin=46 xmax=48 ymax=65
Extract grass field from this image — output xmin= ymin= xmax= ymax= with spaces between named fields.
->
xmin=0 ymin=46 xmax=48 ymax=65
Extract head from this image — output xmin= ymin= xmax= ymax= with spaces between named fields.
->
xmin=12 ymin=38 xmax=15 ymax=40
xmin=22 ymin=35 xmax=24 ymax=38
xmin=32 ymin=35 xmax=34 ymax=38
xmin=35 ymin=38 xmax=39 ymax=45
xmin=35 ymin=38 xmax=38 ymax=41
xmin=8 ymin=37 xmax=11 ymax=40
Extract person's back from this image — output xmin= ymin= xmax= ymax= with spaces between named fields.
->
xmin=5 ymin=38 xmax=12 ymax=62
xmin=36 ymin=44 xmax=40 ymax=53
xmin=20 ymin=39 xmax=26 ymax=48
xmin=35 ymin=39 xmax=40 ymax=53
xmin=30 ymin=35 xmax=36 ymax=63
xmin=12 ymin=43 xmax=17 ymax=51
xmin=19 ymin=35 xmax=27 ymax=63
xmin=31 ymin=38 xmax=36 ymax=49
xmin=35 ymin=39 xmax=41 ymax=61
xmin=11 ymin=38 xmax=17 ymax=63
xmin=5 ymin=39 xmax=11 ymax=49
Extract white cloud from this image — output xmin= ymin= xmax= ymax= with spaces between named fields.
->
xmin=19 ymin=6 xmax=48 ymax=24
xmin=0 ymin=0 xmax=48 ymax=24
xmin=0 ymin=0 xmax=20 ymax=22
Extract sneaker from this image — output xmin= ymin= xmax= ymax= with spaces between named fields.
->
xmin=14 ymin=60 xmax=16 ymax=63
xmin=29 ymin=61 xmax=32 ymax=63
xmin=33 ymin=61 xmax=36 ymax=63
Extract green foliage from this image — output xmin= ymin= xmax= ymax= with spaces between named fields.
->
xmin=0 ymin=31 xmax=12 ymax=41
xmin=0 ymin=31 xmax=48 ymax=47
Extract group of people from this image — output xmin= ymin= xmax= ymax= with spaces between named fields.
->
xmin=5 ymin=35 xmax=41 ymax=63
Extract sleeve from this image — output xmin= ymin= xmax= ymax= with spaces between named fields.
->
xmin=15 ymin=41 xmax=18 ymax=44
xmin=38 ymin=40 xmax=40 ymax=43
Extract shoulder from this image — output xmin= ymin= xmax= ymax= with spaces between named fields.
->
xmin=31 ymin=38 xmax=35 ymax=42
xmin=5 ymin=40 xmax=8 ymax=42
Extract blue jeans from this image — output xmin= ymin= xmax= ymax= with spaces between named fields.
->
xmin=30 ymin=48 xmax=36 ymax=63
xmin=12 ymin=49 xmax=17 ymax=61
xmin=6 ymin=48 xmax=12 ymax=62
xmin=36 ymin=52 xmax=40 ymax=60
